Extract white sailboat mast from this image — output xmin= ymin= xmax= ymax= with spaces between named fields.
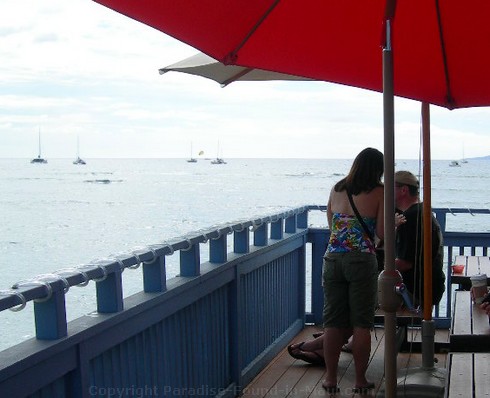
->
xmin=38 ymin=128 xmax=42 ymax=158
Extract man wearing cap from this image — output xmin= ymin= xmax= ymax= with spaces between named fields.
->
xmin=394 ymin=171 xmax=446 ymax=306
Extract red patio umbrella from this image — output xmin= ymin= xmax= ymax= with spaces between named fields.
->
xmin=93 ymin=0 xmax=490 ymax=109
xmin=92 ymin=1 xmax=490 ymax=396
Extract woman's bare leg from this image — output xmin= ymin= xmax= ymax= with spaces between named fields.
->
xmin=351 ymin=327 xmax=371 ymax=387
xmin=298 ymin=335 xmax=323 ymax=353
xmin=322 ymin=327 xmax=345 ymax=387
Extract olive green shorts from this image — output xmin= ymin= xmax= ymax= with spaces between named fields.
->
xmin=323 ymin=251 xmax=378 ymax=329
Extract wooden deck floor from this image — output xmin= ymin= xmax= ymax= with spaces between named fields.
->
xmin=243 ymin=326 xmax=449 ymax=397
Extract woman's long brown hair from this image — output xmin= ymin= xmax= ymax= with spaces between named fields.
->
xmin=334 ymin=147 xmax=384 ymax=195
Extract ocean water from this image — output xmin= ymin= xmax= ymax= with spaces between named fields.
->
xmin=0 ymin=157 xmax=489 ymax=350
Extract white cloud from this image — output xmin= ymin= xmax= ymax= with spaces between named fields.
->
xmin=0 ymin=0 xmax=489 ymax=160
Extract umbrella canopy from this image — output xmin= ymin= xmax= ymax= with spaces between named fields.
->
xmin=159 ymin=52 xmax=313 ymax=87
xmin=94 ymin=0 xmax=490 ymax=110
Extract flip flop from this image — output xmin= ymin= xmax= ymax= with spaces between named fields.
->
xmin=341 ymin=343 xmax=353 ymax=353
xmin=353 ymin=382 xmax=375 ymax=394
xmin=287 ymin=342 xmax=325 ymax=365
xmin=312 ymin=332 xmax=324 ymax=338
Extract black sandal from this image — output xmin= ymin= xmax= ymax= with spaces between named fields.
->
xmin=287 ymin=342 xmax=324 ymax=365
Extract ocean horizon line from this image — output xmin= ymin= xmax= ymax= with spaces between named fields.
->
xmin=2 ymin=156 xmax=489 ymax=161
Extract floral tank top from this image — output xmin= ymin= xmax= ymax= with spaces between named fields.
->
xmin=326 ymin=213 xmax=376 ymax=254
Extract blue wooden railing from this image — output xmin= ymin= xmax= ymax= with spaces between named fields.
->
xmin=307 ymin=207 xmax=490 ymax=329
xmin=0 ymin=206 xmax=488 ymax=397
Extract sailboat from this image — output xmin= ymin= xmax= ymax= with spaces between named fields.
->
xmin=30 ymin=129 xmax=47 ymax=164
xmin=210 ymin=157 xmax=226 ymax=164
xmin=210 ymin=141 xmax=226 ymax=164
xmin=461 ymin=144 xmax=468 ymax=163
xmin=187 ymin=142 xmax=197 ymax=163
xmin=73 ymin=136 xmax=86 ymax=165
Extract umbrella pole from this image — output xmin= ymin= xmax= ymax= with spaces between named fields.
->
xmin=380 ymin=17 xmax=399 ymax=398
xmin=421 ymin=102 xmax=436 ymax=368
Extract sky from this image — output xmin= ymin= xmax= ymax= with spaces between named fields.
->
xmin=1 ymin=1 xmax=490 ymax=160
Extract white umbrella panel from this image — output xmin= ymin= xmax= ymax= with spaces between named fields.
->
xmin=159 ymin=52 xmax=313 ymax=87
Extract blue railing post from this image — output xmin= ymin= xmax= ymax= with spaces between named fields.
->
xmin=297 ymin=210 xmax=308 ymax=229
xmin=433 ymin=209 xmax=447 ymax=234
xmin=307 ymin=229 xmax=329 ymax=325
xmin=33 ymin=290 xmax=67 ymax=340
xmin=253 ymin=224 xmax=267 ymax=246
xmin=234 ymin=229 xmax=249 ymax=253
xmin=96 ymin=271 xmax=124 ymax=313
xmin=270 ymin=219 xmax=284 ymax=240
xmin=285 ymin=214 xmax=297 ymax=233
xmin=297 ymin=237 xmax=307 ymax=321
xmin=210 ymin=235 xmax=227 ymax=263
xmin=180 ymin=244 xmax=200 ymax=277
xmin=143 ymin=257 xmax=167 ymax=292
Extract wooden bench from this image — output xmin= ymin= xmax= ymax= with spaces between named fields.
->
xmin=445 ymin=290 xmax=490 ymax=397
xmin=375 ymin=308 xmax=423 ymax=352
xmin=374 ymin=307 xmax=451 ymax=353
xmin=450 ymin=291 xmax=490 ymax=352
xmin=445 ymin=353 xmax=490 ymax=398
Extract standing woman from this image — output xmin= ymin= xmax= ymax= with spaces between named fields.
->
xmin=322 ymin=148 xmax=384 ymax=393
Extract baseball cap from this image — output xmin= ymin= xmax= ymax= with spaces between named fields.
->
xmin=395 ymin=171 xmax=419 ymax=187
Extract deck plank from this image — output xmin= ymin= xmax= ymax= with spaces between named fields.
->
xmin=474 ymin=353 xmax=490 ymax=398
xmin=452 ymin=291 xmax=472 ymax=336
xmin=446 ymin=354 xmax=471 ymax=398
xmin=243 ymin=326 xmax=449 ymax=397
xmin=241 ymin=328 xmax=318 ymax=398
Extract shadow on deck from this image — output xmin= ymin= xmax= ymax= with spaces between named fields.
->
xmin=243 ymin=326 xmax=449 ymax=397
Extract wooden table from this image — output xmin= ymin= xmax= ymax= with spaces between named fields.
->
xmin=451 ymin=255 xmax=490 ymax=290
xmin=450 ymin=290 xmax=490 ymax=352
